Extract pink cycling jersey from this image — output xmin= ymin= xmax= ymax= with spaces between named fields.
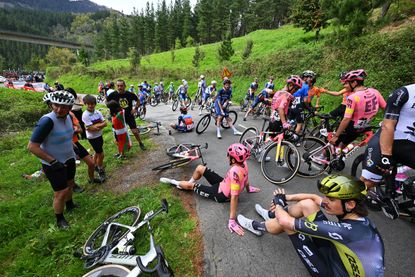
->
xmin=219 ymin=161 xmax=248 ymax=197
xmin=344 ymin=88 xmax=386 ymax=129
xmin=271 ymin=90 xmax=294 ymax=113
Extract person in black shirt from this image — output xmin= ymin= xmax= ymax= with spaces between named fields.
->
xmin=107 ymin=80 xmax=146 ymax=150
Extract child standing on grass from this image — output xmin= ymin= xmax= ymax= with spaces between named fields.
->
xmin=82 ymin=94 xmax=107 ymax=182
xmin=106 ymin=100 xmax=131 ymax=158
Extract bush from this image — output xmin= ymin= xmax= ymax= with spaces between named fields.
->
xmin=242 ymin=39 xmax=254 ymax=59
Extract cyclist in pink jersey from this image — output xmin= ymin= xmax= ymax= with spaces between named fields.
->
xmin=330 ymin=69 xmax=386 ymax=147
xmin=160 ymin=143 xmax=260 ymax=236
xmin=268 ymin=76 xmax=301 ymax=136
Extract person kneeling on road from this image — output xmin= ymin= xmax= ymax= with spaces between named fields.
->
xmin=160 ymin=143 xmax=260 ymax=236
xmin=169 ymin=106 xmax=194 ymax=134
xmin=237 ymin=174 xmax=385 ymax=277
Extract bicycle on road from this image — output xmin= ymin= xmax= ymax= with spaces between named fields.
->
xmin=138 ymin=121 xmax=161 ymax=136
xmin=196 ymin=104 xmax=237 ymax=134
xmin=239 ymin=118 xmax=300 ymax=184
xmin=152 ymin=143 xmax=208 ymax=171
xmin=190 ymin=87 xmax=203 ymax=110
xmin=78 ymin=199 xmax=173 ymax=277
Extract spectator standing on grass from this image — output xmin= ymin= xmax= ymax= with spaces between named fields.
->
xmin=107 ymin=79 xmax=146 ymax=151
xmin=107 ymin=100 xmax=131 ymax=158
xmin=67 ymin=88 xmax=87 ymax=140
xmin=82 ymin=94 xmax=107 ymax=182
xmin=28 ymin=91 xmax=79 ymax=229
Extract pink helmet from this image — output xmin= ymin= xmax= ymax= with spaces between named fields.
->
xmin=340 ymin=69 xmax=367 ymax=83
xmin=227 ymin=143 xmax=250 ymax=163
xmin=286 ymin=75 xmax=302 ymax=89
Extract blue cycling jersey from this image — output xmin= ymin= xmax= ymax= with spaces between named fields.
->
xmin=291 ymin=82 xmax=309 ymax=109
xmin=215 ymin=88 xmax=232 ymax=105
xmin=265 ymin=82 xmax=275 ymax=90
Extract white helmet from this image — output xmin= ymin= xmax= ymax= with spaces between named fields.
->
xmin=182 ymin=79 xmax=186 ymax=83
xmin=130 ymin=84 xmax=134 ymax=87
xmin=49 ymin=91 xmax=75 ymax=105
xmin=211 ymin=80 xmax=217 ymax=85
xmin=43 ymin=92 xmax=52 ymax=103
xmin=160 ymin=81 xmax=163 ymax=85
xmin=200 ymin=75 xmax=205 ymax=79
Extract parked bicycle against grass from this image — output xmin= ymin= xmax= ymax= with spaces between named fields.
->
xmin=239 ymin=117 xmax=300 ymax=184
xmin=138 ymin=121 xmax=161 ymax=136
xmin=78 ymin=199 xmax=173 ymax=277
xmin=152 ymin=143 xmax=208 ymax=171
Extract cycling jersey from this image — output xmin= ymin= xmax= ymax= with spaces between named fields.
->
xmin=169 ymin=84 xmax=174 ymax=94
xmin=218 ymin=162 xmax=248 ymax=197
xmin=203 ymin=85 xmax=216 ymax=101
xmin=251 ymin=82 xmax=259 ymax=90
xmin=82 ymin=109 xmax=105 ymax=139
xmin=214 ymin=88 xmax=232 ymax=116
xmin=153 ymin=85 xmax=161 ymax=95
xmin=265 ymin=81 xmax=275 ymax=90
xmin=291 ymin=210 xmax=385 ymax=277
xmin=138 ymin=90 xmax=148 ymax=105
xmin=251 ymin=89 xmax=269 ymax=108
xmin=198 ymin=80 xmax=206 ymax=90
xmin=305 ymin=86 xmax=325 ymax=103
xmin=291 ymin=82 xmax=309 ymax=109
xmin=384 ymin=84 xmax=415 ymax=142
xmin=344 ymin=88 xmax=386 ymax=130
xmin=271 ymin=90 xmax=294 ymax=122
xmin=176 ymin=114 xmax=194 ymax=132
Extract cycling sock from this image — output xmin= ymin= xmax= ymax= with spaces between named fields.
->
xmin=231 ymin=126 xmax=237 ymax=132
xmin=66 ymin=199 xmax=75 ymax=209
xmin=55 ymin=213 xmax=65 ymax=221
xmin=269 ymin=211 xmax=276 ymax=218
xmin=252 ymin=220 xmax=267 ymax=232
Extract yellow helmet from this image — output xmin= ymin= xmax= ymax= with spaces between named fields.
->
xmin=318 ymin=174 xmax=366 ymax=200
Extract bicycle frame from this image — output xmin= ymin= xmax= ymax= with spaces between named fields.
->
xmin=170 ymin=143 xmax=207 ymax=165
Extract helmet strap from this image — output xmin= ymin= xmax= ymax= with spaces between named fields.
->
xmin=337 ymin=199 xmax=352 ymax=219
xmin=349 ymin=81 xmax=358 ymax=91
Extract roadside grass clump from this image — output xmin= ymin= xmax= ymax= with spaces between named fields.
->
xmin=0 ymin=96 xmax=200 ymax=277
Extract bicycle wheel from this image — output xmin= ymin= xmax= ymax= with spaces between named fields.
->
xmin=139 ymin=126 xmax=150 ymax=135
xmin=239 ymin=127 xmax=259 ymax=154
xmin=162 ymin=92 xmax=169 ymax=104
xmin=260 ymin=140 xmax=300 ymax=185
xmin=196 ymin=114 xmax=211 ymax=134
xmin=293 ymin=136 xmax=330 ymax=178
xmin=152 ymin=157 xmax=192 ymax=171
xmin=137 ymin=106 xmax=146 ymax=120
xmin=184 ymin=96 xmax=192 ymax=108
xmin=83 ymin=206 xmax=141 ymax=255
xmin=221 ymin=111 xmax=237 ymax=129
xmin=172 ymin=99 xmax=179 ymax=111
xmin=351 ymin=153 xmax=365 ymax=178
xmin=82 ymin=264 xmax=131 ymax=277
xmin=166 ymin=144 xmax=195 ymax=157
xmin=150 ymin=96 xmax=159 ymax=107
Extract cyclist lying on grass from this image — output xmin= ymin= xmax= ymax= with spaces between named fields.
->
xmin=160 ymin=143 xmax=260 ymax=236
xmin=237 ymin=174 xmax=385 ymax=276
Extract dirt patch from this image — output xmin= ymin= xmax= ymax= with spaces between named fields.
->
xmin=379 ymin=15 xmax=415 ymax=33
xmin=106 ymin=128 xmax=205 ymax=276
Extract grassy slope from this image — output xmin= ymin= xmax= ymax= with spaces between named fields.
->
xmin=0 ymin=91 xmax=200 ymax=276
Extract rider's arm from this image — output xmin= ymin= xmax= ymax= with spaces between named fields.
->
xmin=229 ymin=195 xmax=239 ymax=220
xmin=286 ymin=193 xmax=322 ymax=205
xmin=334 ymin=117 xmax=352 ymax=138
xmin=379 ymin=87 xmax=409 ymax=155
xmin=27 ymin=117 xmax=55 ymax=162
xmin=278 ymin=107 xmax=287 ymax=124
xmin=324 ymin=88 xmax=349 ymax=96
xmin=334 ymin=95 xmax=355 ymax=137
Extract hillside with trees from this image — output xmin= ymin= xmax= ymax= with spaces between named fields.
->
xmin=0 ymin=0 xmax=107 ymax=13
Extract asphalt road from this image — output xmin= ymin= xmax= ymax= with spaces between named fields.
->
xmin=144 ymin=102 xmax=415 ymax=277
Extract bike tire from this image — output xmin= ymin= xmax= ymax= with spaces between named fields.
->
xmin=166 ymin=144 xmax=196 ymax=157
xmin=150 ymin=96 xmax=159 ymax=107
xmin=351 ymin=153 xmax=365 ymax=178
xmin=83 ymin=206 xmax=141 ymax=255
xmin=139 ymin=126 xmax=151 ymax=135
xmin=196 ymin=114 xmax=211 ymax=134
xmin=239 ymin=127 xmax=259 ymax=156
xmin=184 ymin=96 xmax=192 ymax=108
xmin=137 ymin=106 xmax=146 ymax=120
xmin=82 ymin=264 xmax=131 ymax=277
xmin=172 ymin=100 xmax=179 ymax=111
xmin=221 ymin=111 xmax=237 ymax=129
xmin=260 ymin=140 xmax=300 ymax=185
xmin=293 ymin=136 xmax=330 ymax=178
xmin=152 ymin=157 xmax=192 ymax=171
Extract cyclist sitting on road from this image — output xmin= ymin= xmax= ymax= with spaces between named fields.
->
xmin=243 ymin=88 xmax=272 ymax=121
xmin=329 ymin=69 xmax=386 ymax=151
xmin=214 ymin=79 xmax=242 ymax=139
xmin=169 ymin=106 xmax=194 ymax=133
xmin=269 ymin=75 xmax=302 ymax=139
xmin=107 ymin=100 xmax=131 ymax=159
xmin=360 ymin=83 xmax=415 ymax=218
xmin=237 ymin=174 xmax=385 ymax=277
xmin=264 ymin=76 xmax=275 ymax=90
xmin=288 ymin=71 xmax=312 ymax=136
xmin=160 ymin=143 xmax=260 ymax=236
xmin=200 ymin=80 xmax=217 ymax=115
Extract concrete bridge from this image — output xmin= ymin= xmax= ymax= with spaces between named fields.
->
xmin=0 ymin=30 xmax=93 ymax=50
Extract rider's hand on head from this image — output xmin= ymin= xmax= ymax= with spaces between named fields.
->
xmin=228 ymin=219 xmax=244 ymax=236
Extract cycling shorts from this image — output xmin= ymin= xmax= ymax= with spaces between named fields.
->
xmin=329 ymin=104 xmax=346 ymax=119
xmin=125 ymin=115 xmax=137 ymax=129
xmin=174 ymin=124 xmax=193 ymax=133
xmin=74 ymin=141 xmax=89 ymax=159
xmin=139 ymin=96 xmax=147 ymax=105
xmin=88 ymin=135 xmax=104 ymax=154
xmin=203 ymin=93 xmax=211 ymax=102
xmin=288 ymin=108 xmax=304 ymax=124
xmin=193 ymin=168 xmax=228 ymax=203
xmin=214 ymin=103 xmax=229 ymax=117
xmin=362 ymin=132 xmax=415 ymax=183
xmin=42 ymin=158 xmax=76 ymax=191
xmin=179 ymin=93 xmax=187 ymax=101
xmin=336 ymin=121 xmax=366 ymax=146
xmin=251 ymin=97 xmax=262 ymax=109
xmin=268 ymin=120 xmax=283 ymax=138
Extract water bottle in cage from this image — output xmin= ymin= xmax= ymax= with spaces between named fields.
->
xmin=342 ymin=143 xmax=355 ymax=154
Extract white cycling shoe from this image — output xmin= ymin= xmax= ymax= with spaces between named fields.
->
xmin=237 ymin=214 xmax=263 ymax=236
xmin=233 ymin=130 xmax=242 ymax=136
xmin=255 ymin=204 xmax=271 ymax=221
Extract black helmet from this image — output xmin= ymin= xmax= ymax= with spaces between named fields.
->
xmin=180 ymin=106 xmax=188 ymax=114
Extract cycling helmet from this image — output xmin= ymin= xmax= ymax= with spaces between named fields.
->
xmin=250 ymin=83 xmax=257 ymax=89
xmin=138 ymin=83 xmax=144 ymax=87
xmin=182 ymin=79 xmax=186 ymax=83
xmin=43 ymin=92 xmax=52 ymax=103
xmin=286 ymin=75 xmax=302 ymax=89
xmin=318 ymin=174 xmax=366 ymax=200
xmin=340 ymin=69 xmax=367 ymax=83
xmin=130 ymin=84 xmax=134 ymax=87
xmin=49 ymin=90 xmax=75 ymax=106
xmin=227 ymin=143 xmax=250 ymax=163
xmin=302 ymin=70 xmax=316 ymax=78
xmin=223 ymin=79 xmax=232 ymax=85
xmin=200 ymin=75 xmax=205 ymax=79
xmin=170 ymin=82 xmax=173 ymax=84
xmin=155 ymin=82 xmax=158 ymax=85
xmin=179 ymin=106 xmax=187 ymax=114
xmin=159 ymin=81 xmax=163 ymax=85
xmin=211 ymin=80 xmax=217 ymax=85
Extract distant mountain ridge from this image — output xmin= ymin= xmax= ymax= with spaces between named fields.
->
xmin=0 ymin=0 xmax=108 ymax=13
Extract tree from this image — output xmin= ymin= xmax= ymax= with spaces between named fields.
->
xmin=218 ymin=33 xmax=234 ymax=61
xmin=185 ymin=36 xmax=195 ymax=47
xmin=192 ymin=45 xmax=205 ymax=68
xmin=0 ymin=54 xmax=5 ymax=70
xmin=78 ymin=48 xmax=90 ymax=67
xmin=291 ymin=0 xmax=328 ymax=40
xmin=128 ymin=47 xmax=141 ymax=71
xmin=171 ymin=49 xmax=176 ymax=63
xmin=242 ymin=39 xmax=254 ymax=59
xmin=196 ymin=0 xmax=214 ymax=44
xmin=45 ymin=47 xmax=76 ymax=66
xmin=175 ymin=37 xmax=182 ymax=49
